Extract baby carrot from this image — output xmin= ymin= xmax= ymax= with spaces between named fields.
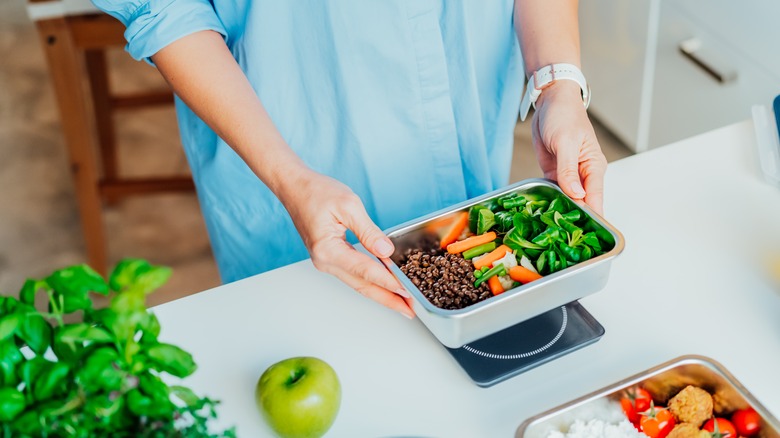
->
xmin=439 ymin=212 xmax=469 ymax=249
xmin=472 ymin=244 xmax=512 ymax=270
xmin=446 ymin=232 xmax=497 ymax=254
xmin=508 ymin=266 xmax=543 ymax=284
xmin=487 ymin=275 xmax=505 ymax=296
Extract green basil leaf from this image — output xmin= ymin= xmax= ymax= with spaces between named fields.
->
xmin=56 ymin=323 xmax=113 ymax=345
xmin=126 ymin=388 xmax=154 ymax=416
xmin=147 ymin=343 xmax=196 ymax=378
xmin=0 ymin=313 xmax=22 ymax=342
xmin=19 ymin=279 xmax=39 ymax=306
xmin=109 ymin=259 xmax=151 ymax=291
xmin=84 ymin=394 xmax=124 ymax=424
xmin=110 ymin=259 xmax=171 ymax=295
xmin=16 ymin=307 xmax=52 ymax=355
xmin=33 ymin=362 xmax=69 ymax=401
xmin=139 ymin=373 xmax=170 ymax=403
xmin=46 ymin=264 xmax=109 ymax=297
xmin=133 ymin=266 xmax=172 ymax=295
xmin=0 ymin=388 xmax=25 ymax=422
xmin=19 ymin=357 xmax=50 ymax=396
xmin=110 ymin=290 xmax=145 ymax=314
xmin=139 ymin=313 xmax=161 ymax=344
xmin=99 ymin=309 xmax=145 ymax=342
xmin=0 ymin=296 xmax=19 ymax=316
xmin=59 ymin=293 xmax=93 ymax=314
xmin=170 ymin=385 xmax=200 ymax=407
xmin=78 ymin=348 xmax=123 ymax=392
xmin=10 ymin=410 xmax=42 ymax=435
xmin=0 ymin=340 xmax=23 ymax=367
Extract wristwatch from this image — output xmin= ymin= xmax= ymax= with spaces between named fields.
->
xmin=519 ymin=63 xmax=591 ymax=122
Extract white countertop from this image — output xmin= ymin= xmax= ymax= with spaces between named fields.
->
xmin=153 ymin=120 xmax=780 ymax=436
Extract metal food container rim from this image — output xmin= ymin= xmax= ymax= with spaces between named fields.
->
xmin=515 ymin=354 xmax=780 ymax=437
xmin=384 ymin=178 xmax=626 ymax=317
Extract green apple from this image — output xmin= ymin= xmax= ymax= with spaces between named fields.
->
xmin=255 ymin=356 xmax=341 ymax=438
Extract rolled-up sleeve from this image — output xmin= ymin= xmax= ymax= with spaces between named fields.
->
xmin=91 ymin=0 xmax=227 ymax=62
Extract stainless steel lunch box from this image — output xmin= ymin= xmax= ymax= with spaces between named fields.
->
xmin=516 ymin=355 xmax=780 ymax=438
xmin=385 ymin=179 xmax=625 ymax=348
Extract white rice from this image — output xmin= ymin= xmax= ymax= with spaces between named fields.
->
xmin=544 ymin=418 xmax=645 ymax=438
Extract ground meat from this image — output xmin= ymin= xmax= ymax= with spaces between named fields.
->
xmin=666 ymin=423 xmax=709 ymax=438
xmin=668 ymin=385 xmax=713 ymax=427
xmin=399 ymin=248 xmax=492 ymax=310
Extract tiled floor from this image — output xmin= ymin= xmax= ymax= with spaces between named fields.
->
xmin=0 ymin=1 xmax=632 ymax=305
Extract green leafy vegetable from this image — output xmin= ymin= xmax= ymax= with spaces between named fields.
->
xmin=467 ymin=189 xmax=615 ymax=278
xmin=0 ymin=259 xmax=235 ymax=437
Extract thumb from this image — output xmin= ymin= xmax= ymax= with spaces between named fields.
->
xmin=554 ymin=139 xmax=586 ymax=201
xmin=340 ymin=196 xmax=395 ymax=259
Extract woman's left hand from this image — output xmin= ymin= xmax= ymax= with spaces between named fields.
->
xmin=530 ymin=80 xmax=608 ymax=215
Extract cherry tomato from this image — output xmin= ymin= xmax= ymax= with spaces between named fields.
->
xmin=731 ymin=409 xmax=761 ymax=437
xmin=703 ymin=418 xmax=737 ymax=438
xmin=621 ymin=387 xmax=653 ymax=424
xmin=639 ymin=404 xmax=676 ymax=438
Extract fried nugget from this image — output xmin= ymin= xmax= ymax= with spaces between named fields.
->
xmin=668 ymin=385 xmax=713 ymax=427
xmin=666 ymin=423 xmax=710 ymax=438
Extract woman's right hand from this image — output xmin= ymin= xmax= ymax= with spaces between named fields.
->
xmin=279 ymin=170 xmax=416 ymax=319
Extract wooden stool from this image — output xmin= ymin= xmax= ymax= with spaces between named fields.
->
xmin=27 ymin=1 xmax=195 ymax=275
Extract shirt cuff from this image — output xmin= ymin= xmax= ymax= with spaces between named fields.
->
xmin=123 ymin=0 xmax=227 ymax=63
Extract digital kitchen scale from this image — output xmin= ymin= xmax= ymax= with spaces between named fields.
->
xmin=444 ymin=301 xmax=604 ymax=387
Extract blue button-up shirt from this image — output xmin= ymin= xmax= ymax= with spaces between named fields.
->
xmin=94 ymin=0 xmax=524 ymax=282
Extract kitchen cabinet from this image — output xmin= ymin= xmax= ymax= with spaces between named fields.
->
xmin=580 ymin=0 xmax=780 ymax=152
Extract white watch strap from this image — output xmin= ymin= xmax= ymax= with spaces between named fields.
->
xmin=519 ymin=63 xmax=591 ymax=122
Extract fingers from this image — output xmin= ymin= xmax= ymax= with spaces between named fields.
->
xmin=337 ymin=193 xmax=396 ymax=259
xmin=310 ymin=237 xmax=415 ymax=319
xmin=551 ymin=135 xmax=587 ymax=201
xmin=581 ymin=148 xmax=607 ymax=216
xmin=338 ymin=271 xmax=415 ymax=319
xmin=313 ymin=244 xmax=415 ymax=318
xmin=531 ymin=109 xmax=607 ymax=215
xmin=314 ymin=239 xmax=407 ymax=295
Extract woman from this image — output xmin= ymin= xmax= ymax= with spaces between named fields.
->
xmin=95 ymin=0 xmax=606 ymax=319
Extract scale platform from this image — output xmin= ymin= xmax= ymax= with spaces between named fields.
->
xmin=444 ymin=301 xmax=604 ymax=387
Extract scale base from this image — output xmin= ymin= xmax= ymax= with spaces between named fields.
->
xmin=445 ymin=301 xmax=604 ymax=387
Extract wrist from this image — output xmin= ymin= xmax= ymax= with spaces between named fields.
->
xmin=519 ymin=63 xmax=590 ymax=121
xmin=535 ymin=80 xmax=582 ymax=108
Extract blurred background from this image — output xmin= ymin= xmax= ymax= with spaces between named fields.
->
xmin=12 ymin=0 xmax=778 ymax=305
